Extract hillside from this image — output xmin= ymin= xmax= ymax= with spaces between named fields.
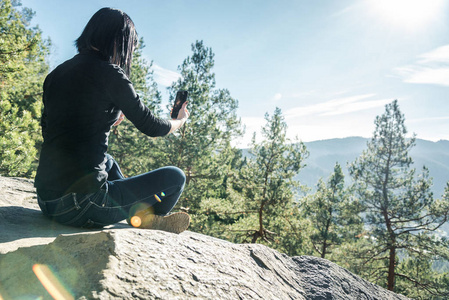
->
xmin=297 ymin=137 xmax=449 ymax=197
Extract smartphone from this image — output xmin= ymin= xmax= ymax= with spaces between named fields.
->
xmin=171 ymin=91 xmax=188 ymax=119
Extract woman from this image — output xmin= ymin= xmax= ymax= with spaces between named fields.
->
xmin=34 ymin=8 xmax=190 ymax=233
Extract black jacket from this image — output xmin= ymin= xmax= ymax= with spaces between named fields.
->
xmin=34 ymin=51 xmax=171 ymax=197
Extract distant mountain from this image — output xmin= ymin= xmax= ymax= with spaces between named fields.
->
xmin=297 ymin=137 xmax=449 ymax=197
xmin=242 ymin=137 xmax=449 ymax=197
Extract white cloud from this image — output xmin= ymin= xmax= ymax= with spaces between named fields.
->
xmin=397 ymin=67 xmax=449 ymax=86
xmin=332 ymin=3 xmax=359 ymax=18
xmin=235 ymin=95 xmax=396 ymax=144
xmin=322 ymin=98 xmax=393 ymax=116
xmin=152 ymin=64 xmax=182 ymax=87
xmin=417 ymin=45 xmax=449 ymax=64
xmin=284 ymin=94 xmax=391 ymax=118
xmin=394 ymin=44 xmax=449 ymax=87
xmin=272 ymin=93 xmax=282 ymax=102
xmin=408 ymin=116 xmax=449 ymax=123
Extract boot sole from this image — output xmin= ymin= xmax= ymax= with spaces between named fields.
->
xmin=129 ymin=212 xmax=190 ymax=234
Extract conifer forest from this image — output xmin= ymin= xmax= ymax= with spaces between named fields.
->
xmin=1 ymin=1 xmax=449 ymax=298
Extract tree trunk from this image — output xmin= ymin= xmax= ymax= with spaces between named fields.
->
xmin=185 ymin=167 xmax=192 ymax=185
xmin=321 ymin=240 xmax=327 ymax=259
xmin=321 ymin=218 xmax=331 ymax=259
xmin=253 ymin=201 xmax=266 ymax=243
xmin=387 ymin=246 xmax=396 ymax=291
xmin=384 ymin=136 xmax=396 ymax=291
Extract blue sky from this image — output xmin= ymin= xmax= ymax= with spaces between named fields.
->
xmin=21 ymin=0 xmax=449 ymax=146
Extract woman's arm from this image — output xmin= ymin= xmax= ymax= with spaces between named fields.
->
xmin=106 ymin=64 xmax=171 ymax=137
xmin=113 ymin=101 xmax=189 ymax=135
xmin=106 ymin=64 xmax=191 ymax=136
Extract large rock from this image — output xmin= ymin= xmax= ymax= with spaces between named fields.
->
xmin=0 ymin=176 xmax=409 ymax=299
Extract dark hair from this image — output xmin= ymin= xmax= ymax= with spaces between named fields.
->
xmin=75 ymin=8 xmax=138 ymax=76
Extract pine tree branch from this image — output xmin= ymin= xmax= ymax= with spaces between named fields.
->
xmin=395 ymin=273 xmax=449 ymax=297
xmin=395 ymin=218 xmax=447 ymax=235
xmin=311 ymin=242 xmax=322 ymax=256
xmin=283 ymin=216 xmax=302 ymax=241
xmin=188 ymin=173 xmax=220 ymax=180
xmin=390 ymin=212 xmax=446 ymax=226
xmin=210 ymin=210 xmax=258 ymax=215
xmin=360 ymin=246 xmax=390 ymax=265
xmin=0 ymin=38 xmax=38 ymax=55
xmin=228 ymin=229 xmax=258 ymax=233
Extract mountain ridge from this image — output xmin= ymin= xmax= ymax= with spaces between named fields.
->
xmin=297 ymin=137 xmax=449 ymax=197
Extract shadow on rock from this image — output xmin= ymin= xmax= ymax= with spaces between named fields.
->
xmin=0 ymin=206 xmax=128 ymax=245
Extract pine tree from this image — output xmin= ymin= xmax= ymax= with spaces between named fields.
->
xmin=202 ymin=108 xmax=308 ymax=253
xmin=303 ymin=163 xmax=362 ymax=259
xmin=244 ymin=108 xmax=307 ymax=244
xmin=0 ymin=0 xmax=50 ymax=176
xmin=157 ymin=40 xmax=243 ymax=214
xmin=349 ymin=100 xmax=449 ymax=294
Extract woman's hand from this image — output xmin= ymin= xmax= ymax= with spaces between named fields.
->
xmin=168 ymin=102 xmax=189 ymax=134
xmin=113 ymin=113 xmax=125 ymax=126
xmin=175 ymin=102 xmax=190 ymax=121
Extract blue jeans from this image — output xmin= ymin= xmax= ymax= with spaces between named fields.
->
xmin=37 ymin=154 xmax=185 ymax=228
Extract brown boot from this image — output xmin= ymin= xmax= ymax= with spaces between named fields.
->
xmin=128 ymin=212 xmax=190 ymax=234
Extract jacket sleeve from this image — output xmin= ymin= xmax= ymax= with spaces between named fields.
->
xmin=104 ymin=64 xmax=171 ymax=137
xmin=41 ymin=75 xmax=49 ymax=139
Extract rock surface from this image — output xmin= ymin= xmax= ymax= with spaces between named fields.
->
xmin=0 ymin=176 xmax=409 ymax=299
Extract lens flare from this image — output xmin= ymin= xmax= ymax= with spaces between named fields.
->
xmin=128 ymin=203 xmax=155 ymax=228
xmin=154 ymin=194 xmax=161 ymax=202
xmin=366 ymin=0 xmax=447 ymax=32
xmin=161 ymin=192 xmax=166 ymax=197
xmin=129 ymin=202 xmax=153 ymax=217
xmin=130 ymin=216 xmax=142 ymax=228
xmin=32 ymin=264 xmax=74 ymax=300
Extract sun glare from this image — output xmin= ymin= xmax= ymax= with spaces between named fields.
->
xmin=367 ymin=0 xmax=447 ymax=31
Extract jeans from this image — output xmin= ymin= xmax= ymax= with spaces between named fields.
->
xmin=37 ymin=154 xmax=185 ymax=228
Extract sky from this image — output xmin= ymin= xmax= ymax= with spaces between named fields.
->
xmin=20 ymin=0 xmax=449 ymax=147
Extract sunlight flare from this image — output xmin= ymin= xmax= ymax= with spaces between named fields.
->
xmin=367 ymin=0 xmax=447 ymax=31
xmin=32 ymin=264 xmax=74 ymax=300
